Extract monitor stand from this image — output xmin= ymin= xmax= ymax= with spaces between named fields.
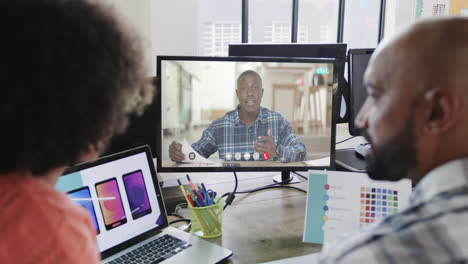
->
xmin=272 ymin=171 xmax=300 ymax=184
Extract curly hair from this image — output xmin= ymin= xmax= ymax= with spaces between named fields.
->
xmin=0 ymin=0 xmax=153 ymax=175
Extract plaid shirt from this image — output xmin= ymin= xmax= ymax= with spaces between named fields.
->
xmin=318 ymin=158 xmax=468 ymax=263
xmin=192 ymin=106 xmax=306 ymax=162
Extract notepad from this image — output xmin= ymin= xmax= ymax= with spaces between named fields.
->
xmin=181 ymin=139 xmax=222 ymax=165
xmin=303 ymin=170 xmax=412 ymax=244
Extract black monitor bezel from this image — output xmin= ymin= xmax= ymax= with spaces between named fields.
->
xmin=228 ymin=43 xmax=347 ymax=59
xmin=348 ymin=48 xmax=374 ymax=136
xmin=156 ymin=55 xmax=341 ymax=173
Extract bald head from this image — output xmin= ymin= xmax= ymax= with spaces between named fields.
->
xmin=357 ymin=17 xmax=468 ymax=184
xmin=368 ymin=17 xmax=468 ymax=98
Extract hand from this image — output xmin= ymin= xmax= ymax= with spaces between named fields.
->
xmin=168 ymin=141 xmax=184 ymax=162
xmin=253 ymin=129 xmax=278 ymax=159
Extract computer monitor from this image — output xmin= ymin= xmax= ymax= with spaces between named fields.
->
xmin=103 ymin=77 xmax=158 ymax=157
xmin=156 ymin=55 xmax=341 ymax=182
xmin=228 ymin=43 xmax=349 ymax=124
xmin=348 ymin=49 xmax=374 ymax=136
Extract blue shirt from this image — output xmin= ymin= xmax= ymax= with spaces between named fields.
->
xmin=191 ymin=106 xmax=306 ymax=162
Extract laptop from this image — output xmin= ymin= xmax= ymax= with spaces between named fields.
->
xmin=56 ymin=145 xmax=232 ymax=263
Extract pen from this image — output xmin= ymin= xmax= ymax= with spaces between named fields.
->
xmin=186 ymin=193 xmax=195 ymax=207
xmin=178 ymin=178 xmax=194 ymax=207
xmin=178 ymin=179 xmax=187 ymax=196
xmin=196 ymin=190 xmax=206 ymax=207
xmin=186 ymin=174 xmax=197 ymax=193
xmin=188 ymin=189 xmax=202 ymax=207
xmin=201 ymin=183 xmax=208 ymax=193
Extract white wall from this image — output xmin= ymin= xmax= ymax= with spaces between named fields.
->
xmin=101 ymin=0 xmax=152 ymax=76
xmin=384 ymin=0 xmax=417 ymax=41
xmin=151 ymin=1 xmax=198 ymax=75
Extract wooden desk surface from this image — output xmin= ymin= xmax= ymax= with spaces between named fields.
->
xmin=164 ymin=172 xmax=322 ymax=264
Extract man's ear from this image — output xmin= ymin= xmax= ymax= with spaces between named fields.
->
xmin=79 ymin=144 xmax=99 ymax=163
xmin=420 ymin=87 xmax=461 ymax=135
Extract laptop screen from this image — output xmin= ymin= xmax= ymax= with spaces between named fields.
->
xmin=56 ymin=147 xmax=165 ymax=253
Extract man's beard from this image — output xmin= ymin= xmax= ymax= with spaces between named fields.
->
xmin=363 ymin=117 xmax=418 ymax=182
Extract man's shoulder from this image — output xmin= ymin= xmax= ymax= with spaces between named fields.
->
xmin=210 ymin=109 xmax=238 ymax=125
xmin=259 ymin=107 xmax=287 ymax=121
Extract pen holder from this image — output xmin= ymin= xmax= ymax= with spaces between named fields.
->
xmin=190 ymin=198 xmax=223 ymax=238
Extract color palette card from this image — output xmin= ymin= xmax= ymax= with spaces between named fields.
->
xmin=303 ymin=170 xmax=411 ymax=244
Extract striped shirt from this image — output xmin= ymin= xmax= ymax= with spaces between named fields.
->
xmin=318 ymin=158 xmax=468 ymax=263
xmin=192 ymin=106 xmax=306 ymax=162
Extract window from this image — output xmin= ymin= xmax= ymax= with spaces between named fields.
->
xmin=202 ymin=22 xmax=242 ymax=56
xmin=264 ymin=22 xmax=291 ymax=43
xmin=298 ymin=0 xmax=340 ymax=43
xmin=197 ymin=0 xmax=243 ymax=56
xmin=249 ymin=0 xmax=293 ymax=43
xmin=343 ymin=0 xmax=381 ymax=49
xmin=150 ymin=0 xmax=386 ymax=70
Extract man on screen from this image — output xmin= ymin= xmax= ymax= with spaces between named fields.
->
xmin=169 ymin=70 xmax=306 ymax=162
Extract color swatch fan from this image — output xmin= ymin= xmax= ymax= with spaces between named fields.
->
xmin=303 ymin=170 xmax=412 ymax=244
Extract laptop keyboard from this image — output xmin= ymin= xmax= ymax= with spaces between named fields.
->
xmin=107 ymin=234 xmax=192 ymax=264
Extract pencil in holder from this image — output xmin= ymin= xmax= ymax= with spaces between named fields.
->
xmin=190 ymin=197 xmax=223 ymax=238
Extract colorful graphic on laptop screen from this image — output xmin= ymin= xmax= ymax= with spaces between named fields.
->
xmin=56 ymin=151 xmax=163 ymax=252
xmin=122 ymin=170 xmax=152 ymax=220
xmin=68 ymin=186 xmax=100 ymax=234
xmin=95 ymin=178 xmax=128 ymax=230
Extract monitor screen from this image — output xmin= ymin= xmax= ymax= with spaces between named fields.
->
xmin=229 ymin=44 xmax=349 ymax=124
xmin=156 ymin=56 xmax=339 ymax=173
xmin=348 ymin=49 xmax=374 ymax=136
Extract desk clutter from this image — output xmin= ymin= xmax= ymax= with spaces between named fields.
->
xmin=177 ymin=175 xmax=223 ymax=238
xmin=162 ymin=170 xmax=413 ymax=263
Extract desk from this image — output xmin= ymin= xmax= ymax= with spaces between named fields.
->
xmin=159 ymin=124 xmax=364 ymax=263
xmin=334 ymin=124 xmax=368 ymax=172
xmin=163 ymin=171 xmax=322 ymax=264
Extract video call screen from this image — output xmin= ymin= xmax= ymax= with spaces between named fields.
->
xmin=159 ymin=57 xmax=337 ymax=168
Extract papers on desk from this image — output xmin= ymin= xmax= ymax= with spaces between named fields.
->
xmin=180 ymin=139 xmax=223 ymax=167
xmin=258 ymin=253 xmax=319 ymax=264
xmin=303 ymin=157 xmax=330 ymax=167
xmin=303 ymin=170 xmax=411 ymax=244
